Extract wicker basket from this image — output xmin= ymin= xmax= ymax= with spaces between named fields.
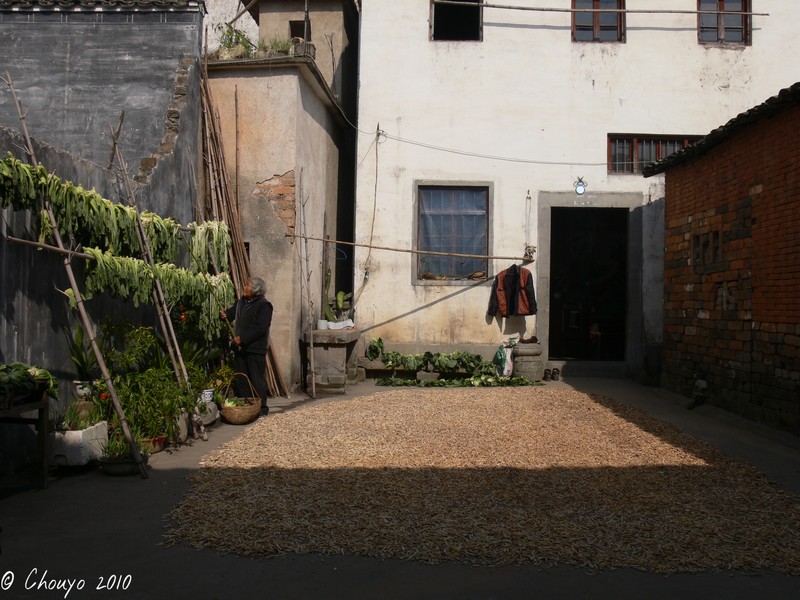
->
xmin=221 ymin=399 xmax=260 ymax=425
xmin=220 ymin=373 xmax=261 ymax=425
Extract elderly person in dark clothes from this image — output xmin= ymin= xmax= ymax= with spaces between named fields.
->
xmin=220 ymin=276 xmax=273 ymax=415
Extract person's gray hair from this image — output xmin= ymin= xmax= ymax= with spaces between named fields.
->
xmin=250 ymin=277 xmax=267 ymax=296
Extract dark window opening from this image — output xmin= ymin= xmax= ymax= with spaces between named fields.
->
xmin=608 ymin=134 xmax=701 ymax=174
xmin=698 ymin=0 xmax=751 ymax=45
xmin=431 ymin=0 xmax=482 ymax=42
xmin=693 ymin=229 xmax=723 ymax=271
xmin=573 ymin=0 xmax=626 ymax=43
xmin=417 ymin=185 xmax=488 ymax=279
xmin=290 ymin=19 xmax=311 ymax=41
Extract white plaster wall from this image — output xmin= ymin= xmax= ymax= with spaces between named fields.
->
xmin=354 ymin=0 xmax=800 ymax=349
xmin=204 ymin=0 xmax=259 ymax=51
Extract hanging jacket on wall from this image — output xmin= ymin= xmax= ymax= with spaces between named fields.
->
xmin=487 ymin=264 xmax=537 ymax=317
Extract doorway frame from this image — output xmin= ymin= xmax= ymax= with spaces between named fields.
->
xmin=537 ymin=191 xmax=644 ymax=377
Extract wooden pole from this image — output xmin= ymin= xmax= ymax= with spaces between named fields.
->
xmin=285 ymin=232 xmax=535 ymax=263
xmin=4 ymin=71 xmax=148 ymax=478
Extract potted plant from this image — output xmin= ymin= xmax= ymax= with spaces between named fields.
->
xmin=214 ymin=24 xmax=254 ymax=60
xmin=63 ymin=323 xmax=100 ymax=398
xmin=98 ymin=367 xmax=193 ymax=450
xmin=323 ymin=268 xmax=352 ymax=323
xmin=98 ymin=427 xmax=148 ymax=476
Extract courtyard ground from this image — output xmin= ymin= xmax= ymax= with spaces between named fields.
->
xmin=1 ymin=377 xmax=799 ymax=599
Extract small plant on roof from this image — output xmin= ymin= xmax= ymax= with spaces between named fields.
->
xmin=269 ymin=38 xmax=292 ymax=56
xmin=216 ymin=24 xmax=254 ymax=50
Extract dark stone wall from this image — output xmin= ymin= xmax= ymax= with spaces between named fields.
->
xmin=0 ymin=8 xmax=202 ymax=220
xmin=0 ymin=6 xmax=203 ymax=474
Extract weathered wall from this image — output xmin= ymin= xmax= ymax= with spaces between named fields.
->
xmin=0 ymin=4 xmax=203 ymax=473
xmin=207 ymin=65 xmax=342 ymax=389
xmin=0 ymin=8 xmax=203 ymax=217
xmin=256 ymin=0 xmax=352 ymax=99
xmin=662 ymin=102 xmax=800 ymax=434
xmin=354 ymin=0 xmax=800 ymax=376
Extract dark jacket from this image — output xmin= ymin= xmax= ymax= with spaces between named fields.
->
xmin=487 ymin=264 xmax=537 ymax=317
xmin=225 ymin=295 xmax=273 ymax=355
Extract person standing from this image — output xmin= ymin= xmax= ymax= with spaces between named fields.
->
xmin=220 ymin=277 xmax=273 ymax=415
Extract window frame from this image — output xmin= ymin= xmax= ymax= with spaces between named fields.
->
xmin=698 ymin=0 xmax=751 ymax=46
xmin=607 ymin=134 xmax=701 ymax=174
xmin=413 ymin=181 xmax=492 ymax=285
xmin=430 ymin=0 xmax=483 ymax=42
xmin=572 ymin=0 xmax=626 ymax=43
xmin=289 ymin=19 xmax=312 ymax=42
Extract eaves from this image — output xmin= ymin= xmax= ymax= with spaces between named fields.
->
xmin=0 ymin=0 xmax=202 ymax=9
xmin=205 ymin=56 xmax=349 ymax=128
xmin=643 ymin=80 xmax=800 ymax=177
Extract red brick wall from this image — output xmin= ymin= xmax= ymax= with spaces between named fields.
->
xmin=662 ymin=103 xmax=800 ymax=433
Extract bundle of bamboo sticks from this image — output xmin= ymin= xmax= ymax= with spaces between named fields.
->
xmin=200 ymin=60 xmax=289 ymax=399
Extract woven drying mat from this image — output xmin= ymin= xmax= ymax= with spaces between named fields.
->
xmin=165 ymin=387 xmax=800 ymax=573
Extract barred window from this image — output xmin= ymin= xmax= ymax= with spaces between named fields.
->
xmin=573 ymin=0 xmax=625 ymax=43
xmin=608 ymin=135 xmax=700 ymax=174
xmin=698 ymin=0 xmax=751 ymax=45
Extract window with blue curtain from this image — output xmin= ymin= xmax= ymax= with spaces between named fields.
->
xmin=417 ymin=185 xmax=488 ymax=279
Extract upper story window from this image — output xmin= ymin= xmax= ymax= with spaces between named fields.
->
xmin=608 ymin=135 xmax=701 ymax=174
xmin=289 ymin=19 xmax=311 ymax=41
xmin=417 ymin=184 xmax=489 ymax=281
xmin=573 ymin=0 xmax=626 ymax=43
xmin=431 ymin=0 xmax=482 ymax=41
xmin=698 ymin=0 xmax=751 ymax=45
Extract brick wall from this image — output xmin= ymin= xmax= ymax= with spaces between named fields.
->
xmin=662 ymin=103 xmax=800 ymax=434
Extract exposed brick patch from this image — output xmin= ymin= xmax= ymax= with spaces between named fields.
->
xmin=661 ymin=102 xmax=800 ymax=434
xmin=254 ymin=170 xmax=296 ymax=236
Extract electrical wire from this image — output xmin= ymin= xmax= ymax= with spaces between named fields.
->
xmin=381 ymin=132 xmax=607 ymax=166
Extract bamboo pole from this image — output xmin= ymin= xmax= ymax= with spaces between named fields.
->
xmin=285 ymin=233 xmax=535 ymax=263
xmin=432 ymin=1 xmax=768 ymax=17
xmin=235 ymin=85 xmax=239 ymax=217
xmin=3 ymin=71 xmax=148 ymax=478
xmin=298 ymin=169 xmax=315 ymax=398
xmin=4 ymin=235 xmax=92 ymax=260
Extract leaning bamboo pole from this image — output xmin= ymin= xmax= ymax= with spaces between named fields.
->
xmin=109 ymin=124 xmax=190 ymax=387
xmin=3 ymin=71 xmax=148 ymax=478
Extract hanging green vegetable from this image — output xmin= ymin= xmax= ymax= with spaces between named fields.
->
xmin=187 ymin=220 xmax=231 ymax=273
xmin=2 ymin=154 xmax=236 ymax=340
xmin=0 ymin=154 xmax=182 ymax=260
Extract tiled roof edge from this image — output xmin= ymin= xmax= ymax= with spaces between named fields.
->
xmin=643 ymin=81 xmax=800 ymax=177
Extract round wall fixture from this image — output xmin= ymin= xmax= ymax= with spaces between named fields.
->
xmin=574 ymin=177 xmax=587 ymax=195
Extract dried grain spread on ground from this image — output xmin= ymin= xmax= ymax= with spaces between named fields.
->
xmin=166 ymin=387 xmax=800 ymax=573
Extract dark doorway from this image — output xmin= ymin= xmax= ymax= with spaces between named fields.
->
xmin=549 ymin=207 xmax=628 ymax=361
